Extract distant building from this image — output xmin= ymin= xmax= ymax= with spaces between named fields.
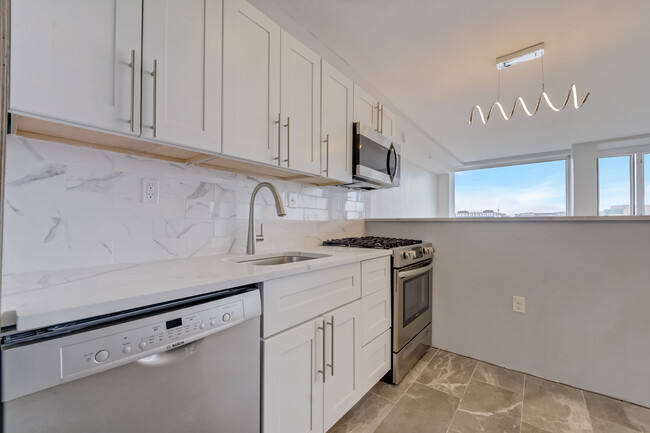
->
xmin=514 ymin=211 xmax=567 ymax=217
xmin=456 ymin=209 xmax=507 ymax=218
xmin=601 ymin=205 xmax=630 ymax=216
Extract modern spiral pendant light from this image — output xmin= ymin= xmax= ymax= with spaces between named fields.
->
xmin=469 ymin=43 xmax=590 ymax=126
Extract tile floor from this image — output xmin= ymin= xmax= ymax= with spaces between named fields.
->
xmin=328 ymin=347 xmax=650 ymax=433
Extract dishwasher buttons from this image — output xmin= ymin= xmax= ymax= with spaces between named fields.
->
xmin=199 ymin=323 xmax=206 ymax=330
xmin=138 ymin=341 xmax=147 ymax=350
xmin=122 ymin=346 xmax=132 ymax=354
xmin=209 ymin=319 xmax=216 ymax=327
xmin=94 ymin=350 xmax=110 ymax=363
xmin=222 ymin=313 xmax=231 ymax=323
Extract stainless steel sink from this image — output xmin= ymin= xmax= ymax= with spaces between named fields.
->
xmin=236 ymin=252 xmax=330 ymax=266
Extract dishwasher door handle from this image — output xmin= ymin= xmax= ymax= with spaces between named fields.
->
xmin=136 ymin=341 xmax=201 ymax=367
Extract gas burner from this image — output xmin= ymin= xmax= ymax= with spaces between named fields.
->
xmin=322 ymin=236 xmax=422 ymax=249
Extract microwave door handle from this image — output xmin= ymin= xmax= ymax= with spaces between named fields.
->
xmin=398 ymin=263 xmax=433 ymax=280
xmin=387 ymin=144 xmax=398 ymax=182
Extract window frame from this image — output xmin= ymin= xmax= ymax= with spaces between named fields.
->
xmin=597 ymin=145 xmax=650 ymax=216
xmin=453 ymin=156 xmax=571 ymax=218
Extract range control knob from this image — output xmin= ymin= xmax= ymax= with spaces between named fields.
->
xmin=402 ymin=250 xmax=416 ymax=260
xmin=222 ymin=313 xmax=232 ymax=323
xmin=122 ymin=346 xmax=132 ymax=354
xmin=138 ymin=341 xmax=147 ymax=350
xmin=422 ymin=247 xmax=435 ymax=255
xmin=94 ymin=350 xmax=110 ymax=363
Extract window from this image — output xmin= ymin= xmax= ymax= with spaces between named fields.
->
xmin=643 ymin=153 xmax=650 ymax=215
xmin=598 ymin=156 xmax=632 ymax=216
xmin=454 ymin=160 xmax=567 ymax=217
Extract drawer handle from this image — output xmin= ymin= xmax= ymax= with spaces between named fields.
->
xmin=129 ymin=49 xmax=136 ymax=132
xmin=150 ymin=59 xmax=158 ymax=137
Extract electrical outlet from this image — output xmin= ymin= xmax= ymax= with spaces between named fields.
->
xmin=288 ymin=193 xmax=298 ymax=208
xmin=141 ymin=178 xmax=159 ymax=204
xmin=513 ymin=296 xmax=525 ymax=313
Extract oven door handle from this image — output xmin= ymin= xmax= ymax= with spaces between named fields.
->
xmin=397 ymin=263 xmax=433 ymax=280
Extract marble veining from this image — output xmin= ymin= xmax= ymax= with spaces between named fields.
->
xmin=3 ymin=135 xmax=366 ymax=274
xmin=329 ymin=351 xmax=650 ymax=433
xmin=417 ymin=350 xmax=477 ymax=398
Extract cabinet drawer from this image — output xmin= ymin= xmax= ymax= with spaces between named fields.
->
xmin=262 ymin=263 xmax=361 ymax=337
xmin=361 ymin=256 xmax=390 ymax=297
xmin=361 ymin=329 xmax=391 ymax=396
xmin=361 ymin=288 xmax=391 ymax=346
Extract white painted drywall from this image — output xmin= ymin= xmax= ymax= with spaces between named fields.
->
xmin=366 ymin=219 xmax=650 ymax=407
xmin=366 ymin=160 xmax=437 ymax=218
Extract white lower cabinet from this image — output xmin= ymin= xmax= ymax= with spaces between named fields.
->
xmin=361 ymin=329 xmax=392 ymax=395
xmin=263 ymin=300 xmax=362 ymax=433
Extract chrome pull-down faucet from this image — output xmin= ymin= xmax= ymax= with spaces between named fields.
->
xmin=246 ymin=182 xmax=287 ymax=255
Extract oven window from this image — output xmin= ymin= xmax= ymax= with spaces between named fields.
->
xmin=403 ymin=271 xmax=430 ymax=327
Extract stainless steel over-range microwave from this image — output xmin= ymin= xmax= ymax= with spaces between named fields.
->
xmin=341 ymin=122 xmax=400 ymax=190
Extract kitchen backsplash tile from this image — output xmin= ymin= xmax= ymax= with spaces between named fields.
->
xmin=3 ymin=135 xmax=365 ymax=274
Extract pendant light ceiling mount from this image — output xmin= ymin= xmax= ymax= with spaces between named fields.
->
xmin=469 ymin=42 xmax=589 ymax=126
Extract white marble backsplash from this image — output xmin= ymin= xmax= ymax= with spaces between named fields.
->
xmin=2 ymin=135 xmax=365 ymax=274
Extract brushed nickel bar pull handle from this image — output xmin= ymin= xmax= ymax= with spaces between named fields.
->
xmin=283 ymin=117 xmax=290 ymax=166
xmin=129 ymin=49 xmax=135 ymax=132
xmin=375 ymin=102 xmax=380 ymax=132
xmin=380 ymin=104 xmax=384 ymax=134
xmin=150 ymin=59 xmax=158 ymax=138
xmin=273 ymin=113 xmax=281 ymax=163
xmin=327 ymin=316 xmax=334 ymax=376
xmin=317 ymin=320 xmax=326 ymax=383
xmin=322 ymin=134 xmax=329 ymax=175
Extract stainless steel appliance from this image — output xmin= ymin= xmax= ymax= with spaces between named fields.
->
xmin=1 ymin=286 xmax=262 ymax=433
xmin=322 ymin=236 xmax=434 ymax=384
xmin=341 ymin=122 xmax=400 ymax=190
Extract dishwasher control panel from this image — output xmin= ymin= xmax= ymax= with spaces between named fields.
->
xmin=61 ymin=299 xmax=244 ymax=378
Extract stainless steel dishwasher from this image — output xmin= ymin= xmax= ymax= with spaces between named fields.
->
xmin=1 ymin=286 xmax=261 ymax=433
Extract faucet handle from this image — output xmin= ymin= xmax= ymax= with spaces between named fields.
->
xmin=256 ymin=223 xmax=264 ymax=243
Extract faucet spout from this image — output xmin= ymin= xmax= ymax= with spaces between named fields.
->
xmin=246 ymin=182 xmax=287 ymax=255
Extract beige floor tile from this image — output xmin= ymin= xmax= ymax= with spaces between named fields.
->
xmin=521 ymin=422 xmax=552 ymax=433
xmin=591 ymin=416 xmax=641 ymax=433
xmin=473 ymin=361 xmax=525 ymax=394
xmin=448 ymin=379 xmax=522 ymax=433
xmin=327 ymin=392 xmax=394 ymax=433
xmin=370 ymin=361 xmax=426 ymax=404
xmin=417 ymin=350 xmax=476 ymax=398
xmin=584 ymin=391 xmax=650 ymax=433
xmin=374 ymin=382 xmax=459 ymax=433
xmin=418 ymin=346 xmax=438 ymax=364
xmin=522 ymin=376 xmax=594 ymax=433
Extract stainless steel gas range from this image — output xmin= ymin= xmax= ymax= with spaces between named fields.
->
xmin=322 ymin=236 xmax=434 ymax=384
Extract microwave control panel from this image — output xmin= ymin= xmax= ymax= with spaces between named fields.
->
xmin=61 ymin=300 xmax=244 ymax=378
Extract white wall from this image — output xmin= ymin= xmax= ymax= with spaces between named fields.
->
xmin=2 ymin=135 xmax=365 ymax=274
xmin=366 ymin=220 xmax=650 ymax=407
xmin=366 ymin=160 xmax=437 ymax=219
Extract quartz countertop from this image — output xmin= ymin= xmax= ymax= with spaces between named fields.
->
xmin=1 ymin=247 xmax=391 ymax=332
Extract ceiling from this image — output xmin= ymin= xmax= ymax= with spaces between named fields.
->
xmin=269 ymin=0 xmax=650 ymax=165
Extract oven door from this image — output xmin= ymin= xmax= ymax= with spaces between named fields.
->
xmin=393 ymin=261 xmax=432 ymax=351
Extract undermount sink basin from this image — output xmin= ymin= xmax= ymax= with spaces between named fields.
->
xmin=236 ymin=252 xmax=331 ymax=266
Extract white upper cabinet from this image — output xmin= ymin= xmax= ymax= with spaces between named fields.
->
xmin=10 ymin=0 xmax=142 ymax=135
xmin=321 ymin=61 xmax=353 ymax=183
xmin=353 ymin=85 xmax=397 ymax=141
xmin=280 ymin=31 xmax=321 ymax=175
xmin=353 ymin=85 xmax=379 ymax=132
xmin=142 ymin=0 xmax=222 ymax=153
xmin=222 ymin=0 xmax=281 ymax=165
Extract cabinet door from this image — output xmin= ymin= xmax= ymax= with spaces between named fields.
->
xmin=142 ymin=0 xmax=222 ymax=152
xmin=10 ymin=0 xmax=142 ymax=135
xmin=321 ymin=61 xmax=353 ymax=183
xmin=223 ymin=0 xmax=281 ymax=164
xmin=263 ymin=317 xmax=324 ymax=433
xmin=361 ymin=329 xmax=392 ymax=396
xmin=380 ymin=105 xmax=397 ymax=141
xmin=280 ymin=31 xmax=321 ymax=175
xmin=323 ymin=300 xmax=363 ymax=431
xmin=353 ymin=85 xmax=378 ymax=131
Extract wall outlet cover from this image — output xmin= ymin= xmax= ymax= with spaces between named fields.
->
xmin=288 ymin=193 xmax=298 ymax=208
xmin=141 ymin=178 xmax=159 ymax=204
xmin=513 ymin=296 xmax=525 ymax=313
